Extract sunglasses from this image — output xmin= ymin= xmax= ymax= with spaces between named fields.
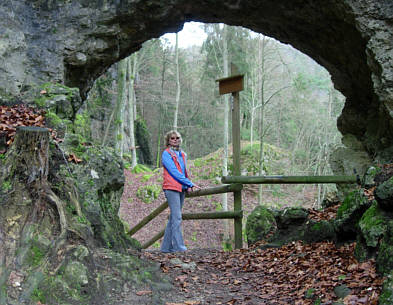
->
xmin=170 ymin=136 xmax=180 ymax=140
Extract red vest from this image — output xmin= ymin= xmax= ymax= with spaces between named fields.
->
xmin=163 ymin=148 xmax=188 ymax=192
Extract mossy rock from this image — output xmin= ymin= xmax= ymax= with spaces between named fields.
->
xmin=333 ymin=284 xmax=351 ymax=299
xmin=63 ymin=261 xmax=89 ymax=288
xmin=34 ymin=82 xmax=82 ymax=121
xmin=321 ymin=191 xmax=340 ymax=209
xmin=274 ymin=207 xmax=309 ymax=229
xmin=358 ymin=202 xmax=387 ymax=247
xmin=29 ymin=247 xmax=170 ymax=305
xmin=335 ymin=189 xmax=372 ymax=241
xmin=376 ymin=221 xmax=393 ymax=275
xmin=245 ymin=205 xmax=277 ymax=246
xmin=375 ymin=176 xmax=393 ymax=211
xmin=362 ymin=166 xmax=382 ymax=188
xmin=0 ymin=127 xmax=169 ymax=304
xmin=256 ymin=207 xmax=310 ymax=246
xmin=379 ymin=271 xmax=393 ymax=305
xmin=304 ymin=220 xmax=336 ymax=243
xmin=247 ymin=206 xmax=334 ymax=248
xmin=53 ymin=143 xmax=140 ymax=251
xmin=354 ymin=235 xmax=376 ymax=262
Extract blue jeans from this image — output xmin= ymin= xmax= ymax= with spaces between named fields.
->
xmin=161 ymin=190 xmax=187 ymax=253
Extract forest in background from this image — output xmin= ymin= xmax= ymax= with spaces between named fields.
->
xmin=77 ymin=23 xmax=345 ymax=197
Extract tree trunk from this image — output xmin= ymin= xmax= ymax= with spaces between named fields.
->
xmin=116 ymin=59 xmax=127 ymax=156
xmin=156 ymin=48 xmax=168 ymax=167
xmin=127 ymin=55 xmax=138 ymax=168
xmin=258 ymin=35 xmax=266 ymax=205
xmin=173 ymin=33 xmax=181 ymax=131
xmin=221 ymin=25 xmax=231 ymax=244
xmin=101 ymin=76 xmax=118 ymax=147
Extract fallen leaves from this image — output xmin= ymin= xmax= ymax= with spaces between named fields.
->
xmin=0 ymin=104 xmax=46 ymax=147
xmin=0 ymin=104 xmax=81 ymax=163
xmin=144 ymin=240 xmax=384 ymax=304
xmin=308 ymin=204 xmax=339 ymax=221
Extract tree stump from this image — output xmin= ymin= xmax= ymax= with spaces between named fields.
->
xmin=11 ymin=126 xmax=50 ymax=183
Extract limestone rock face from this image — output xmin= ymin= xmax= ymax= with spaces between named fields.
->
xmin=0 ymin=127 xmax=169 ymax=304
xmin=0 ymin=0 xmax=392 ymax=161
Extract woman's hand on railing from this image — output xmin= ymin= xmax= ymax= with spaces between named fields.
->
xmin=187 ymin=185 xmax=201 ymax=193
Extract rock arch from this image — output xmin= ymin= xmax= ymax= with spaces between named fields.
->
xmin=1 ymin=0 xmax=392 ymax=166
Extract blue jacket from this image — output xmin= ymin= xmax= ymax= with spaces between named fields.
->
xmin=162 ymin=148 xmax=193 ymax=191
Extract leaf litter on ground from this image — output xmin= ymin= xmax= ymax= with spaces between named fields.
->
xmin=143 ymin=240 xmax=383 ymax=304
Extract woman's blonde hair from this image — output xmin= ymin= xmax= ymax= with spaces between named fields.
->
xmin=164 ymin=130 xmax=182 ymax=147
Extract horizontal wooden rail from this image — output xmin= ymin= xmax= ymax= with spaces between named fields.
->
xmin=128 ymin=184 xmax=242 ymax=237
xmin=185 ymin=183 xmax=243 ymax=197
xmin=222 ymin=175 xmax=358 ymax=184
xmin=182 ymin=210 xmax=243 ymax=220
xmin=141 ymin=210 xmax=243 ymax=249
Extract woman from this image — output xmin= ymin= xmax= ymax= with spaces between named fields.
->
xmin=161 ymin=130 xmax=199 ymax=253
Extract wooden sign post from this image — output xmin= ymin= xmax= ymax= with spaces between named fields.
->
xmin=216 ymin=64 xmax=244 ymax=249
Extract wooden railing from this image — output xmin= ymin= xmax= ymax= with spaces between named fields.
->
xmin=222 ymin=175 xmax=358 ymax=184
xmin=128 ymin=175 xmax=358 ymax=250
xmin=128 ymin=184 xmax=243 ymax=249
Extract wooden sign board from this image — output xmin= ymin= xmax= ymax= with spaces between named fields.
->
xmin=216 ymin=74 xmax=244 ymax=95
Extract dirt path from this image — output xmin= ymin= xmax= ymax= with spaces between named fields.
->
xmin=140 ymin=242 xmax=383 ymax=305
xmin=119 ymin=168 xmax=383 ymax=304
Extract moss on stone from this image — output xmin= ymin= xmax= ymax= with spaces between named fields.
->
xmin=246 ymin=205 xmax=277 ymax=246
xmin=33 ymin=83 xmax=82 ymax=129
xmin=354 ymin=238 xmax=369 ymax=262
xmin=336 ymin=190 xmax=357 ymax=219
xmin=335 ymin=189 xmax=372 ymax=240
xmin=38 ymin=273 xmax=91 ymax=304
xmin=376 ymin=221 xmax=393 ymax=275
xmin=1 ymin=180 xmax=12 ymax=192
xmin=358 ymin=202 xmax=387 ymax=247
xmin=64 ymin=261 xmax=89 ymax=288
xmin=375 ymin=176 xmax=393 ymax=211
xmin=27 ymin=245 xmax=45 ymax=267
xmin=276 ymin=207 xmax=308 ymax=228
xmin=379 ymin=272 xmax=393 ymax=305
xmin=362 ymin=166 xmax=382 ymax=188
xmin=304 ymin=220 xmax=336 ymax=243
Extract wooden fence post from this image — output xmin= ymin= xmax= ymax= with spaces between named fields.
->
xmin=216 ymin=65 xmax=244 ymax=249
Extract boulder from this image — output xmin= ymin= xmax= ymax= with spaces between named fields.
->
xmin=375 ymin=176 xmax=393 ymax=211
xmin=358 ymin=202 xmax=387 ymax=248
xmin=376 ymin=221 xmax=393 ymax=276
xmin=245 ymin=205 xmax=277 ymax=246
xmin=246 ymin=206 xmax=337 ymax=248
xmin=303 ymin=220 xmax=336 ymax=244
xmin=334 ymin=189 xmax=372 ymax=241
xmin=379 ymin=270 xmax=393 ymax=305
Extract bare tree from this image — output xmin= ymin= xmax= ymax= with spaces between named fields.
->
xmin=127 ymin=55 xmax=138 ymax=168
xmin=173 ymin=33 xmax=181 ymax=130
